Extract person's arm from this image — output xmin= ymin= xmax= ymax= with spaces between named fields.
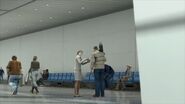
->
xmin=19 ymin=62 xmax=22 ymax=70
xmin=6 ymin=61 xmax=11 ymax=74
xmin=46 ymin=73 xmax=49 ymax=79
xmin=6 ymin=61 xmax=10 ymax=69
xmin=104 ymin=55 xmax=107 ymax=62
xmin=38 ymin=62 xmax=40 ymax=69
xmin=90 ymin=54 xmax=95 ymax=70
xmin=19 ymin=62 xmax=22 ymax=74
xmin=76 ymin=56 xmax=83 ymax=64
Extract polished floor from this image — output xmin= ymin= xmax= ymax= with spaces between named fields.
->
xmin=0 ymin=84 xmax=141 ymax=104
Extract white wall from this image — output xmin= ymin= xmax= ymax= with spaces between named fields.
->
xmin=133 ymin=0 xmax=185 ymax=104
xmin=0 ymin=9 xmax=137 ymax=78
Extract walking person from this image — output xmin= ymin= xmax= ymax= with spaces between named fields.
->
xmin=28 ymin=56 xmax=40 ymax=94
xmin=90 ymin=46 xmax=106 ymax=97
xmin=6 ymin=56 xmax=22 ymax=95
xmin=74 ymin=50 xmax=90 ymax=97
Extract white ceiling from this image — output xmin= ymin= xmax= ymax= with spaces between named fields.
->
xmin=0 ymin=0 xmax=133 ymax=40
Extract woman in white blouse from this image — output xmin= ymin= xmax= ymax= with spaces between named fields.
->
xmin=74 ymin=50 xmax=89 ymax=97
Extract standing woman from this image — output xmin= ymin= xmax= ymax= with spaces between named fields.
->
xmin=29 ymin=56 xmax=40 ymax=94
xmin=74 ymin=50 xmax=89 ymax=97
xmin=90 ymin=46 xmax=106 ymax=97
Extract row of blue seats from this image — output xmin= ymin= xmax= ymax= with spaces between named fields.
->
xmin=48 ymin=73 xmax=74 ymax=83
xmin=83 ymin=71 xmax=140 ymax=84
xmin=112 ymin=72 xmax=140 ymax=84
xmin=47 ymin=71 xmax=140 ymax=84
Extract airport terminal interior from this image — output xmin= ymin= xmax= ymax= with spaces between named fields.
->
xmin=0 ymin=0 xmax=185 ymax=104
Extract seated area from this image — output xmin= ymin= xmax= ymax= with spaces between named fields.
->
xmin=46 ymin=71 xmax=140 ymax=90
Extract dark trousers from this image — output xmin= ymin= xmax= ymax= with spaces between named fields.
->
xmin=0 ymin=75 xmax=3 ymax=81
xmin=94 ymin=69 xmax=105 ymax=97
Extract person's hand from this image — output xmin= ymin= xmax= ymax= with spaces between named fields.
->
xmin=86 ymin=58 xmax=90 ymax=63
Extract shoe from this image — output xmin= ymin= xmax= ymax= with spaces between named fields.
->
xmin=35 ymin=90 xmax=39 ymax=94
xmin=74 ymin=94 xmax=80 ymax=97
xmin=12 ymin=91 xmax=17 ymax=95
xmin=30 ymin=87 xmax=34 ymax=94
xmin=30 ymin=90 xmax=34 ymax=94
xmin=93 ymin=95 xmax=99 ymax=97
xmin=35 ymin=87 xmax=39 ymax=94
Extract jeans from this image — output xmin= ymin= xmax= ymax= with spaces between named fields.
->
xmin=94 ymin=69 xmax=105 ymax=97
xmin=9 ymin=75 xmax=21 ymax=94
xmin=0 ymin=75 xmax=3 ymax=81
xmin=31 ymin=70 xmax=39 ymax=87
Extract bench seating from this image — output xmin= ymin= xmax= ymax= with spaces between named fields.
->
xmin=47 ymin=71 xmax=140 ymax=88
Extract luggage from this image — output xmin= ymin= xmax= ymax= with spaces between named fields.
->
xmin=19 ymin=74 xmax=24 ymax=86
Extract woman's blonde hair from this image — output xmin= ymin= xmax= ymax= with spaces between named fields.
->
xmin=77 ymin=50 xmax=83 ymax=55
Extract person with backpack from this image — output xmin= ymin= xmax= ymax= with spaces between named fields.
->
xmin=28 ymin=56 xmax=40 ymax=94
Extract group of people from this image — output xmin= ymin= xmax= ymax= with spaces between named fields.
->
xmin=6 ymin=55 xmax=44 ymax=95
xmin=74 ymin=43 xmax=132 ymax=97
xmin=74 ymin=43 xmax=107 ymax=97
xmin=1 ymin=42 xmax=132 ymax=97
xmin=5 ymin=55 xmax=49 ymax=95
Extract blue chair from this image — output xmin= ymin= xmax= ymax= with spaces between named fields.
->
xmin=71 ymin=73 xmax=75 ymax=81
xmin=64 ymin=73 xmax=72 ymax=82
xmin=53 ymin=73 xmax=59 ymax=81
xmin=133 ymin=72 xmax=140 ymax=83
xmin=120 ymin=72 xmax=125 ymax=78
xmin=62 ymin=73 xmax=67 ymax=81
xmin=48 ymin=73 xmax=55 ymax=81
xmin=124 ymin=72 xmax=135 ymax=84
xmin=58 ymin=73 xmax=63 ymax=81
xmin=89 ymin=73 xmax=95 ymax=82
xmin=111 ymin=72 xmax=120 ymax=83
xmin=48 ymin=73 xmax=52 ymax=80
xmin=83 ymin=72 xmax=91 ymax=83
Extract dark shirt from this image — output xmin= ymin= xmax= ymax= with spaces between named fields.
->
xmin=104 ymin=64 xmax=114 ymax=79
xmin=0 ymin=69 xmax=4 ymax=75
xmin=42 ymin=72 xmax=49 ymax=80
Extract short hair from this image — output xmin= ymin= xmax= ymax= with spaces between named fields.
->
xmin=12 ymin=56 xmax=17 ymax=60
xmin=93 ymin=46 xmax=98 ymax=50
xmin=33 ymin=56 xmax=37 ymax=61
xmin=77 ymin=50 xmax=83 ymax=55
xmin=126 ymin=65 xmax=132 ymax=68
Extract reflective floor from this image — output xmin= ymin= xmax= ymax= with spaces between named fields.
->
xmin=0 ymin=84 xmax=141 ymax=104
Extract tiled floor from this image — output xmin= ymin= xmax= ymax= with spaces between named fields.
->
xmin=0 ymin=84 xmax=141 ymax=104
